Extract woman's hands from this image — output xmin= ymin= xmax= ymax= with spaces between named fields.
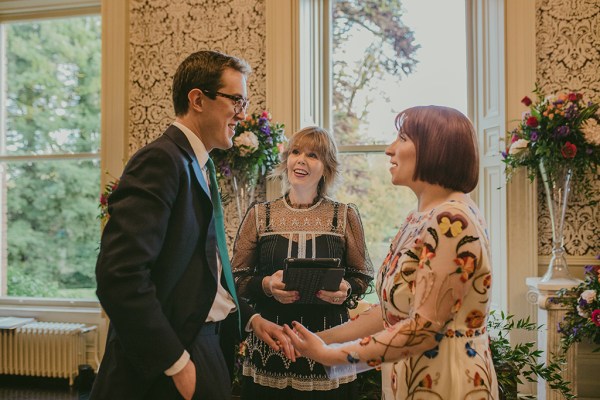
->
xmin=262 ymin=270 xmax=299 ymax=304
xmin=283 ymin=321 xmax=341 ymax=366
xmin=316 ymin=279 xmax=351 ymax=305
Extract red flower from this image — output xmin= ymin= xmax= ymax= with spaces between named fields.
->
xmin=561 ymin=142 xmax=577 ymax=159
xmin=521 ymin=96 xmax=532 ymax=106
xmin=591 ymin=309 xmax=600 ymax=327
xmin=419 ymin=374 xmax=433 ymax=388
xmin=525 ymin=116 xmax=539 ymax=127
xmin=567 ymin=93 xmax=578 ymax=102
xmin=473 ymin=372 xmax=484 ymax=386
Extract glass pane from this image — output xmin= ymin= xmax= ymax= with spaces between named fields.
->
xmin=331 ymin=152 xmax=417 ymax=303
xmin=332 ymin=0 xmax=467 ymax=146
xmin=4 ymin=159 xmax=100 ymax=298
xmin=4 ymin=16 xmax=101 ymax=155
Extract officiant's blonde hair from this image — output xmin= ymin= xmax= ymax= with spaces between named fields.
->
xmin=271 ymin=126 xmax=340 ymax=197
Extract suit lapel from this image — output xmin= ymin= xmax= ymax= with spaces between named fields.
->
xmin=163 ymin=125 xmax=218 ymax=281
xmin=164 ymin=125 xmax=211 ymax=202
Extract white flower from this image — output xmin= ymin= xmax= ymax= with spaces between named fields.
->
xmin=234 ymin=131 xmax=259 ymax=156
xmin=577 ymin=305 xmax=589 ymax=318
xmin=581 ymin=118 xmax=600 ymax=146
xmin=508 ymin=138 xmax=529 ymax=155
xmin=580 ymin=289 xmax=597 ymax=303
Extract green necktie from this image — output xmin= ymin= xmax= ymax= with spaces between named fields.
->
xmin=206 ymin=157 xmax=241 ymax=334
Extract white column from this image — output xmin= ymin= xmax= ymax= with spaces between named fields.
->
xmin=526 ymin=277 xmax=578 ymax=399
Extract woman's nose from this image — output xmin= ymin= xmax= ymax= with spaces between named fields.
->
xmin=384 ymin=142 xmax=394 ymax=156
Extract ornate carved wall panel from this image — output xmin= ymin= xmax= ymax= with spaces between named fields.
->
xmin=128 ymin=0 xmax=268 ymax=247
xmin=536 ymin=0 xmax=600 ymax=256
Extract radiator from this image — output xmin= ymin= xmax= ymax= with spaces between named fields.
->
xmin=0 ymin=321 xmax=97 ymax=385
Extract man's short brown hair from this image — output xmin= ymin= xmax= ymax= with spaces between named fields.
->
xmin=172 ymin=50 xmax=251 ymax=116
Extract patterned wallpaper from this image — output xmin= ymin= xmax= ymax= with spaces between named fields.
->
xmin=126 ymin=0 xmax=598 ymax=256
xmin=128 ymin=0 xmax=268 ymax=246
xmin=536 ymin=0 xmax=600 ymax=256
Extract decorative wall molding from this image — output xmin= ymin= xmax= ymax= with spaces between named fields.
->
xmin=536 ymin=0 xmax=600 ymax=257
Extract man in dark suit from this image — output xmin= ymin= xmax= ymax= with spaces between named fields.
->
xmin=90 ymin=50 xmax=293 ymax=400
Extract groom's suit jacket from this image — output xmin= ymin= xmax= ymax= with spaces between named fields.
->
xmin=91 ymin=125 xmax=254 ymax=399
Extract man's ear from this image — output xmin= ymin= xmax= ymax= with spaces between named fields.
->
xmin=188 ymin=88 xmax=203 ymax=112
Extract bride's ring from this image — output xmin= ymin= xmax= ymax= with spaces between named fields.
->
xmin=333 ymin=297 xmax=340 ymax=302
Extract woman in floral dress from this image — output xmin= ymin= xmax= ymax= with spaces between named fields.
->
xmin=232 ymin=126 xmax=374 ymax=399
xmin=285 ymin=106 xmax=499 ymax=399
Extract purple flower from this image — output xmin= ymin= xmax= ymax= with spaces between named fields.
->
xmin=258 ymin=117 xmax=268 ymax=126
xmin=530 ymin=131 xmax=539 ymax=141
xmin=219 ymin=161 xmax=232 ymax=178
xmin=579 ymin=298 xmax=588 ymax=307
xmin=554 ymin=125 xmax=570 ymax=138
xmin=501 ymin=150 xmax=508 ymax=159
xmin=260 ymin=124 xmax=271 ymax=135
xmin=585 ymin=265 xmax=594 ymax=274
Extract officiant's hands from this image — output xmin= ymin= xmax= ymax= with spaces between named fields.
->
xmin=316 ymin=279 xmax=351 ymax=305
xmin=262 ymin=270 xmax=299 ymax=304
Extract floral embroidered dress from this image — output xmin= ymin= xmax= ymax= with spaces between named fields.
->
xmin=369 ymin=199 xmax=498 ymax=399
xmin=232 ymin=196 xmax=373 ymax=397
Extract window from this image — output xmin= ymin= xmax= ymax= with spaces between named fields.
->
xmin=329 ymin=0 xmax=468 ymax=300
xmin=0 ymin=13 xmax=101 ymax=298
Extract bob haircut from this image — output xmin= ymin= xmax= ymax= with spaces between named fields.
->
xmin=172 ymin=50 xmax=251 ymax=116
xmin=271 ymin=126 xmax=340 ymax=197
xmin=395 ymin=105 xmax=479 ymax=193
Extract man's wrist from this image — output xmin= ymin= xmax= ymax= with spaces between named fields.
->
xmin=164 ymin=350 xmax=190 ymax=376
xmin=246 ymin=313 xmax=261 ymax=332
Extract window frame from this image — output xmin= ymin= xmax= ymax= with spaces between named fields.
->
xmin=0 ymin=0 xmax=128 ymax=303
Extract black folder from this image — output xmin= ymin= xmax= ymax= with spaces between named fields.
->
xmin=282 ymin=258 xmax=344 ymax=304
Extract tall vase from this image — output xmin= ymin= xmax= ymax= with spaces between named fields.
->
xmin=231 ymin=167 xmax=258 ymax=221
xmin=538 ymin=160 xmax=577 ymax=283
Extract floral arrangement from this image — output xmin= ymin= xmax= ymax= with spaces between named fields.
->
xmin=502 ymin=85 xmax=600 ymax=194
xmin=210 ymin=110 xmax=286 ymax=184
xmin=555 ymin=256 xmax=600 ymax=353
xmin=98 ymin=177 xmax=119 ymax=226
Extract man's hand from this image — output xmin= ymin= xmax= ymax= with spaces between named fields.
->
xmin=172 ymin=359 xmax=196 ymax=400
xmin=251 ymin=315 xmax=296 ymax=361
xmin=283 ymin=321 xmax=339 ymax=366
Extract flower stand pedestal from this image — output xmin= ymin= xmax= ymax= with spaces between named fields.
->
xmin=526 ymin=277 xmax=578 ymax=399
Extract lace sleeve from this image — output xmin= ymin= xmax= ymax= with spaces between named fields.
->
xmin=232 ymin=204 xmax=264 ymax=301
xmin=339 ymin=205 xmax=484 ymax=366
xmin=343 ymin=203 xmax=374 ymax=308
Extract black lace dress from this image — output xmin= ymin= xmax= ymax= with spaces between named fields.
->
xmin=232 ymin=196 xmax=373 ymax=399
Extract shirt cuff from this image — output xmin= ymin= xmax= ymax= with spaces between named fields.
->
xmin=164 ymin=350 xmax=190 ymax=376
xmin=245 ymin=313 xmax=261 ymax=332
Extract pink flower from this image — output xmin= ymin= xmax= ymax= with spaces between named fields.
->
xmin=261 ymin=110 xmax=270 ymax=119
xmin=591 ymin=309 xmax=600 ymax=327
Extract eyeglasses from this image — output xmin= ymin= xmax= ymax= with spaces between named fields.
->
xmin=200 ymin=89 xmax=249 ymax=115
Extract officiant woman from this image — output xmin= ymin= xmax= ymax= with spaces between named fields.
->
xmin=232 ymin=126 xmax=374 ymax=399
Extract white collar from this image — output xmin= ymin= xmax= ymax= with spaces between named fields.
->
xmin=172 ymin=120 xmax=209 ymax=168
